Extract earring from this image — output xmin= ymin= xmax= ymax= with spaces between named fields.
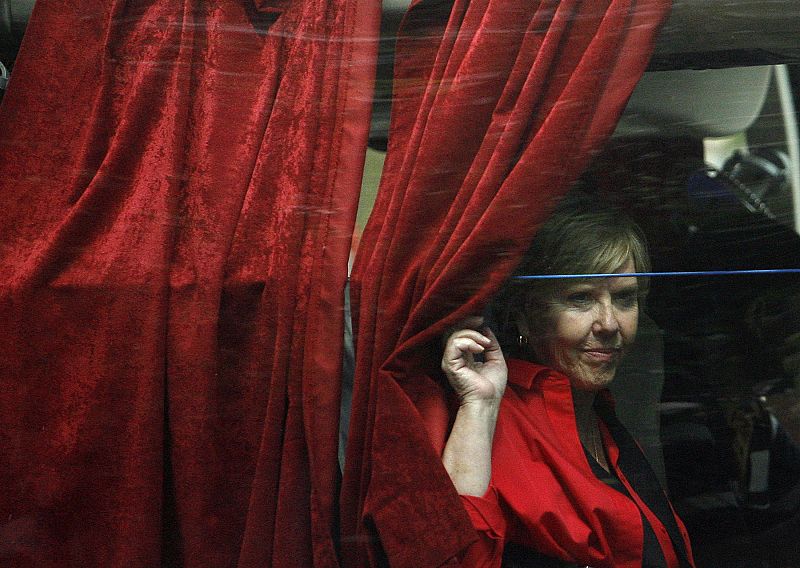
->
xmin=517 ymin=335 xmax=529 ymax=347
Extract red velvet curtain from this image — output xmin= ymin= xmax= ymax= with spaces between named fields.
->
xmin=0 ymin=1 xmax=378 ymax=566
xmin=342 ymin=0 xmax=671 ymax=566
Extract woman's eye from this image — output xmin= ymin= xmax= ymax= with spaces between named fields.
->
xmin=614 ymin=292 xmax=638 ymax=308
xmin=567 ymin=293 xmax=592 ymax=305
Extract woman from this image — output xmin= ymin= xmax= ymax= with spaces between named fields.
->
xmin=441 ymin=199 xmax=695 ymax=568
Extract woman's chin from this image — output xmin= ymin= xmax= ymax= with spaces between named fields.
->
xmin=568 ymin=364 xmax=618 ymax=391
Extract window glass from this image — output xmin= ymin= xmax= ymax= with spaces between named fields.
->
xmin=2 ymin=2 xmax=799 ymax=567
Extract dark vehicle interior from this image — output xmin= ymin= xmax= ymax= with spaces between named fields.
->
xmin=2 ymin=1 xmax=799 ymax=566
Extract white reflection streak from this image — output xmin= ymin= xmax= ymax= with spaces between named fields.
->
xmin=775 ymin=65 xmax=800 ymax=235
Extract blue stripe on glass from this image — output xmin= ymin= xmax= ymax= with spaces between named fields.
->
xmin=513 ymin=269 xmax=800 ymax=280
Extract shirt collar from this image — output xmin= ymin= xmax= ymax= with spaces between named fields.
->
xmin=505 ymin=359 xmax=617 ymax=412
xmin=506 ymin=358 xmax=556 ymax=390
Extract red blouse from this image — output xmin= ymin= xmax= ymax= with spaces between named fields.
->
xmin=459 ymin=359 xmax=695 ymax=568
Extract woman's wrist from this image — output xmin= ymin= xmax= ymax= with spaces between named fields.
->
xmin=459 ymin=396 xmax=500 ymax=410
xmin=454 ymin=398 xmax=501 ymax=434
xmin=458 ymin=395 xmax=503 ymax=415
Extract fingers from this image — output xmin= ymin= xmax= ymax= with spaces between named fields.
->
xmin=442 ymin=324 xmax=504 ymax=368
xmin=442 ymin=316 xmax=484 ymax=345
xmin=454 ymin=329 xmax=492 ymax=348
xmin=480 ymin=327 xmax=505 ymax=362
xmin=441 ymin=316 xmax=506 ymax=374
xmin=440 ymin=318 xmax=508 ymax=404
xmin=442 ymin=331 xmax=490 ymax=366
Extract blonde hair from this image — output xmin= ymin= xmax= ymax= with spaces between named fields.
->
xmin=517 ymin=205 xmax=650 ymax=300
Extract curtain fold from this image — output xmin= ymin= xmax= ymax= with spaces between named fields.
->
xmin=0 ymin=1 xmax=378 ymax=566
xmin=342 ymin=0 xmax=671 ymax=566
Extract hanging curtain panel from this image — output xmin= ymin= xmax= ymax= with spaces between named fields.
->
xmin=0 ymin=1 xmax=378 ymax=566
xmin=342 ymin=0 xmax=671 ymax=566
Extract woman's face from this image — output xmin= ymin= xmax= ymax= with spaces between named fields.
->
xmin=524 ymin=258 xmax=639 ymax=391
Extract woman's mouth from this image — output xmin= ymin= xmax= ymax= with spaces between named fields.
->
xmin=581 ymin=347 xmax=621 ymax=363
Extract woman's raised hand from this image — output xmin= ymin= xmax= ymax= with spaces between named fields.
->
xmin=441 ymin=317 xmax=508 ymax=406
xmin=441 ymin=318 xmax=507 ymax=495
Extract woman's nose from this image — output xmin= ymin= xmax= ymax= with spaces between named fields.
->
xmin=592 ymin=302 xmax=619 ymax=334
